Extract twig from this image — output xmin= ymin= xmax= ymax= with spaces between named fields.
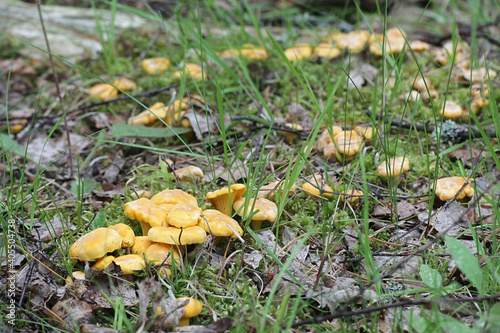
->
xmin=289 ymin=294 xmax=500 ymax=328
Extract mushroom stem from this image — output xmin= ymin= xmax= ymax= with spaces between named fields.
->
xmin=139 ymin=221 xmax=151 ymax=236
xmin=250 ymin=220 xmax=263 ymax=230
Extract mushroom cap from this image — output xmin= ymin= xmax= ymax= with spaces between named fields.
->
xmin=112 ymin=77 xmax=137 ymax=91
xmin=92 ymin=256 xmax=116 ymax=270
xmin=421 ymin=89 xmax=439 ymax=101
xmin=302 ymin=175 xmax=334 ymax=198
xmin=70 ymin=228 xmax=123 ymax=261
xmin=334 ymin=130 xmax=363 ymax=158
xmin=145 ymin=243 xmax=181 ymax=265
xmin=354 ymin=125 xmax=376 ymax=140
xmin=175 ymin=166 xmax=204 ymax=182
xmin=198 ymin=209 xmax=243 ymax=238
xmin=471 ymin=97 xmax=489 ymax=114
xmin=369 ymin=28 xmax=407 ymax=56
xmin=440 ymin=101 xmax=464 ymax=119
xmin=377 ymin=157 xmax=410 ymax=178
xmin=317 ymin=126 xmax=343 ymax=158
xmin=336 ymin=30 xmax=371 ymax=53
xmin=313 ymin=43 xmax=341 ymax=59
xmin=341 ymin=189 xmax=364 ymax=204
xmin=151 ymin=189 xmax=198 ymax=208
xmin=109 ymin=223 xmax=135 ymax=248
xmin=148 ymin=226 xmax=207 ymax=245
xmin=465 ymin=67 xmax=497 ymax=83
xmin=413 ymin=77 xmax=434 ymax=92
xmin=173 ymin=63 xmax=204 ymax=81
xmin=435 ymin=177 xmax=474 ymax=201
xmin=124 ymin=198 xmax=168 ymax=229
xmin=66 ymin=271 xmax=86 ymax=284
xmin=233 ymin=198 xmax=278 ymax=222
xmin=239 ymin=46 xmax=269 ymax=61
xmin=284 ymin=44 xmax=313 ymax=61
xmin=89 ymin=83 xmax=118 ymax=101
xmin=167 ymin=204 xmax=202 ymax=228
xmin=141 ymin=57 xmax=171 ymax=74
xmin=131 ymin=236 xmax=155 ymax=255
xmin=113 ymin=254 xmax=146 ymax=275
xmin=176 ymin=297 xmax=203 ymax=325
xmin=127 ymin=102 xmax=169 ymax=126
xmin=409 ymin=40 xmax=431 ymax=52
xmin=206 ymin=184 xmax=246 ymax=216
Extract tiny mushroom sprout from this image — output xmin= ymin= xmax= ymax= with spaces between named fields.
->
xmin=284 ymin=44 xmax=313 ymax=62
xmin=123 ymin=198 xmax=168 ymax=236
xmin=232 ymin=197 xmax=278 ymax=230
xmin=176 ymin=297 xmax=203 ymax=326
xmin=69 ymin=228 xmax=122 ymax=262
xmin=173 ymin=63 xmax=204 ymax=81
xmin=141 ymin=57 xmax=171 ymax=74
xmin=112 ymin=254 xmax=146 ymax=275
xmin=377 ymin=157 xmax=410 ymax=180
xmin=333 ymin=130 xmax=363 ymax=160
xmin=174 ymin=166 xmax=204 ymax=184
xmin=148 ymin=226 xmax=207 ymax=246
xmin=440 ymin=101 xmax=465 ymax=120
xmin=109 ymin=223 xmax=135 ymax=248
xmin=435 ymin=176 xmax=474 ymax=202
xmin=197 ymin=209 xmax=243 ymax=238
xmin=301 ymin=174 xmax=334 ymax=199
xmin=206 ymin=184 xmax=246 ymax=216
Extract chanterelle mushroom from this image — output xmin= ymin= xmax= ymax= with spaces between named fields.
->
xmin=124 ymin=198 xmax=168 ymax=236
xmin=69 ymin=228 xmax=122 ymax=262
xmin=284 ymin=44 xmax=313 ymax=61
xmin=176 ymin=298 xmax=203 ymax=326
xmin=435 ymin=176 xmax=474 ymax=202
xmin=141 ymin=57 xmax=171 ymax=74
xmin=166 ymin=204 xmax=202 ymax=228
xmin=206 ymin=184 xmax=246 ymax=216
xmin=333 ymin=130 xmax=363 ymax=160
xmin=440 ymin=101 xmax=464 ymax=120
xmin=151 ymin=189 xmax=198 ymax=208
xmin=112 ymin=254 xmax=146 ymax=275
xmin=197 ymin=209 xmax=243 ymax=238
xmin=233 ymin=197 xmax=278 ymax=230
xmin=377 ymin=157 xmax=410 ymax=179
xmin=109 ymin=223 xmax=135 ymax=248
xmin=148 ymin=226 xmax=207 ymax=246
xmin=302 ymin=174 xmax=334 ymax=199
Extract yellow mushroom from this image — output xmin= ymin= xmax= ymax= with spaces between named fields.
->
xmin=206 ymin=184 xmax=246 ymax=216
xmin=69 ymin=228 xmax=122 ymax=262
xmin=435 ymin=177 xmax=474 ymax=202
xmin=232 ymin=197 xmax=278 ymax=230
xmin=174 ymin=166 xmax=204 ymax=183
xmin=112 ymin=254 xmax=146 ymax=275
xmin=124 ymin=198 xmax=168 ymax=236
xmin=376 ymin=157 xmax=410 ymax=179
xmin=173 ymin=64 xmax=204 ymax=81
xmin=92 ymin=255 xmax=116 ymax=271
xmin=141 ymin=57 xmax=171 ymax=74
xmin=151 ymin=189 xmax=198 ymax=207
xmin=302 ymin=174 xmax=334 ymax=199
xmin=333 ymin=130 xmax=363 ymax=160
xmin=148 ymin=226 xmax=207 ymax=246
xmin=176 ymin=298 xmax=203 ymax=326
xmin=109 ymin=223 xmax=135 ymax=248
xmin=197 ymin=209 xmax=243 ymax=238
xmin=440 ymin=101 xmax=464 ymax=120
xmin=166 ymin=204 xmax=202 ymax=228
xmin=313 ymin=43 xmax=341 ymax=59
xmin=284 ymin=44 xmax=313 ymax=62
xmin=341 ymin=189 xmax=364 ymax=205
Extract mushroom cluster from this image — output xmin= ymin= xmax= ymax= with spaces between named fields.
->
xmin=219 ymin=44 xmax=269 ymax=61
xmin=317 ymin=126 xmax=364 ymax=161
xmin=127 ymin=96 xmax=194 ymax=127
xmin=69 ymin=224 xmax=146 ymax=275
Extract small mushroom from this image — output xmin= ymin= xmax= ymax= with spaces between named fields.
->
xmin=197 ymin=209 xmax=243 ymax=238
xmin=435 ymin=176 xmax=474 ymax=202
xmin=336 ymin=30 xmax=371 ymax=53
xmin=239 ymin=44 xmax=269 ymax=61
xmin=113 ymin=77 xmax=137 ymax=91
xmin=409 ymin=40 xmax=431 ymax=52
xmin=413 ymin=77 xmax=434 ymax=92
xmin=166 ymin=205 xmax=202 ymax=228
xmin=112 ymin=254 xmax=146 ymax=275
xmin=124 ymin=198 xmax=168 ymax=236
xmin=317 ymin=126 xmax=344 ymax=159
xmin=173 ymin=64 xmax=204 ymax=81
xmin=206 ymin=184 xmax=246 ymax=216
xmin=141 ymin=57 xmax=171 ymax=74
xmin=301 ymin=174 xmax=334 ymax=199
xmin=109 ymin=223 xmax=135 ymax=248
xmin=376 ymin=157 xmax=410 ymax=179
xmin=232 ymin=197 xmax=278 ymax=230
xmin=440 ymin=101 xmax=464 ymax=120
xmin=151 ymin=189 xmax=198 ymax=208
xmin=176 ymin=298 xmax=203 ymax=326
xmin=333 ymin=130 xmax=363 ymax=160
xmin=470 ymin=97 xmax=489 ymax=115
xmin=89 ymin=83 xmax=118 ymax=101
xmin=69 ymin=228 xmax=123 ymax=262
xmin=66 ymin=271 xmax=86 ymax=284
xmin=284 ymin=44 xmax=313 ymax=62
xmin=341 ymin=189 xmax=364 ymax=205
xmin=148 ymin=226 xmax=207 ymax=246
xmin=369 ymin=27 xmax=407 ymax=56
xmin=354 ymin=125 xmax=376 ymax=140
xmin=145 ymin=243 xmax=181 ymax=267
xmin=174 ymin=166 xmax=204 ymax=183
xmin=313 ymin=43 xmax=341 ymax=60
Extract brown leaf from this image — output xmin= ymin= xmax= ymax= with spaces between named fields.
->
xmin=285 ymin=102 xmax=314 ymax=129
xmin=183 ymin=108 xmax=219 ymax=141
xmin=50 ymin=298 xmax=93 ymax=330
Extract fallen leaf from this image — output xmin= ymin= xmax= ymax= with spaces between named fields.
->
xmin=183 ymin=108 xmax=219 ymax=141
xmin=50 ymin=298 xmax=93 ymax=330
